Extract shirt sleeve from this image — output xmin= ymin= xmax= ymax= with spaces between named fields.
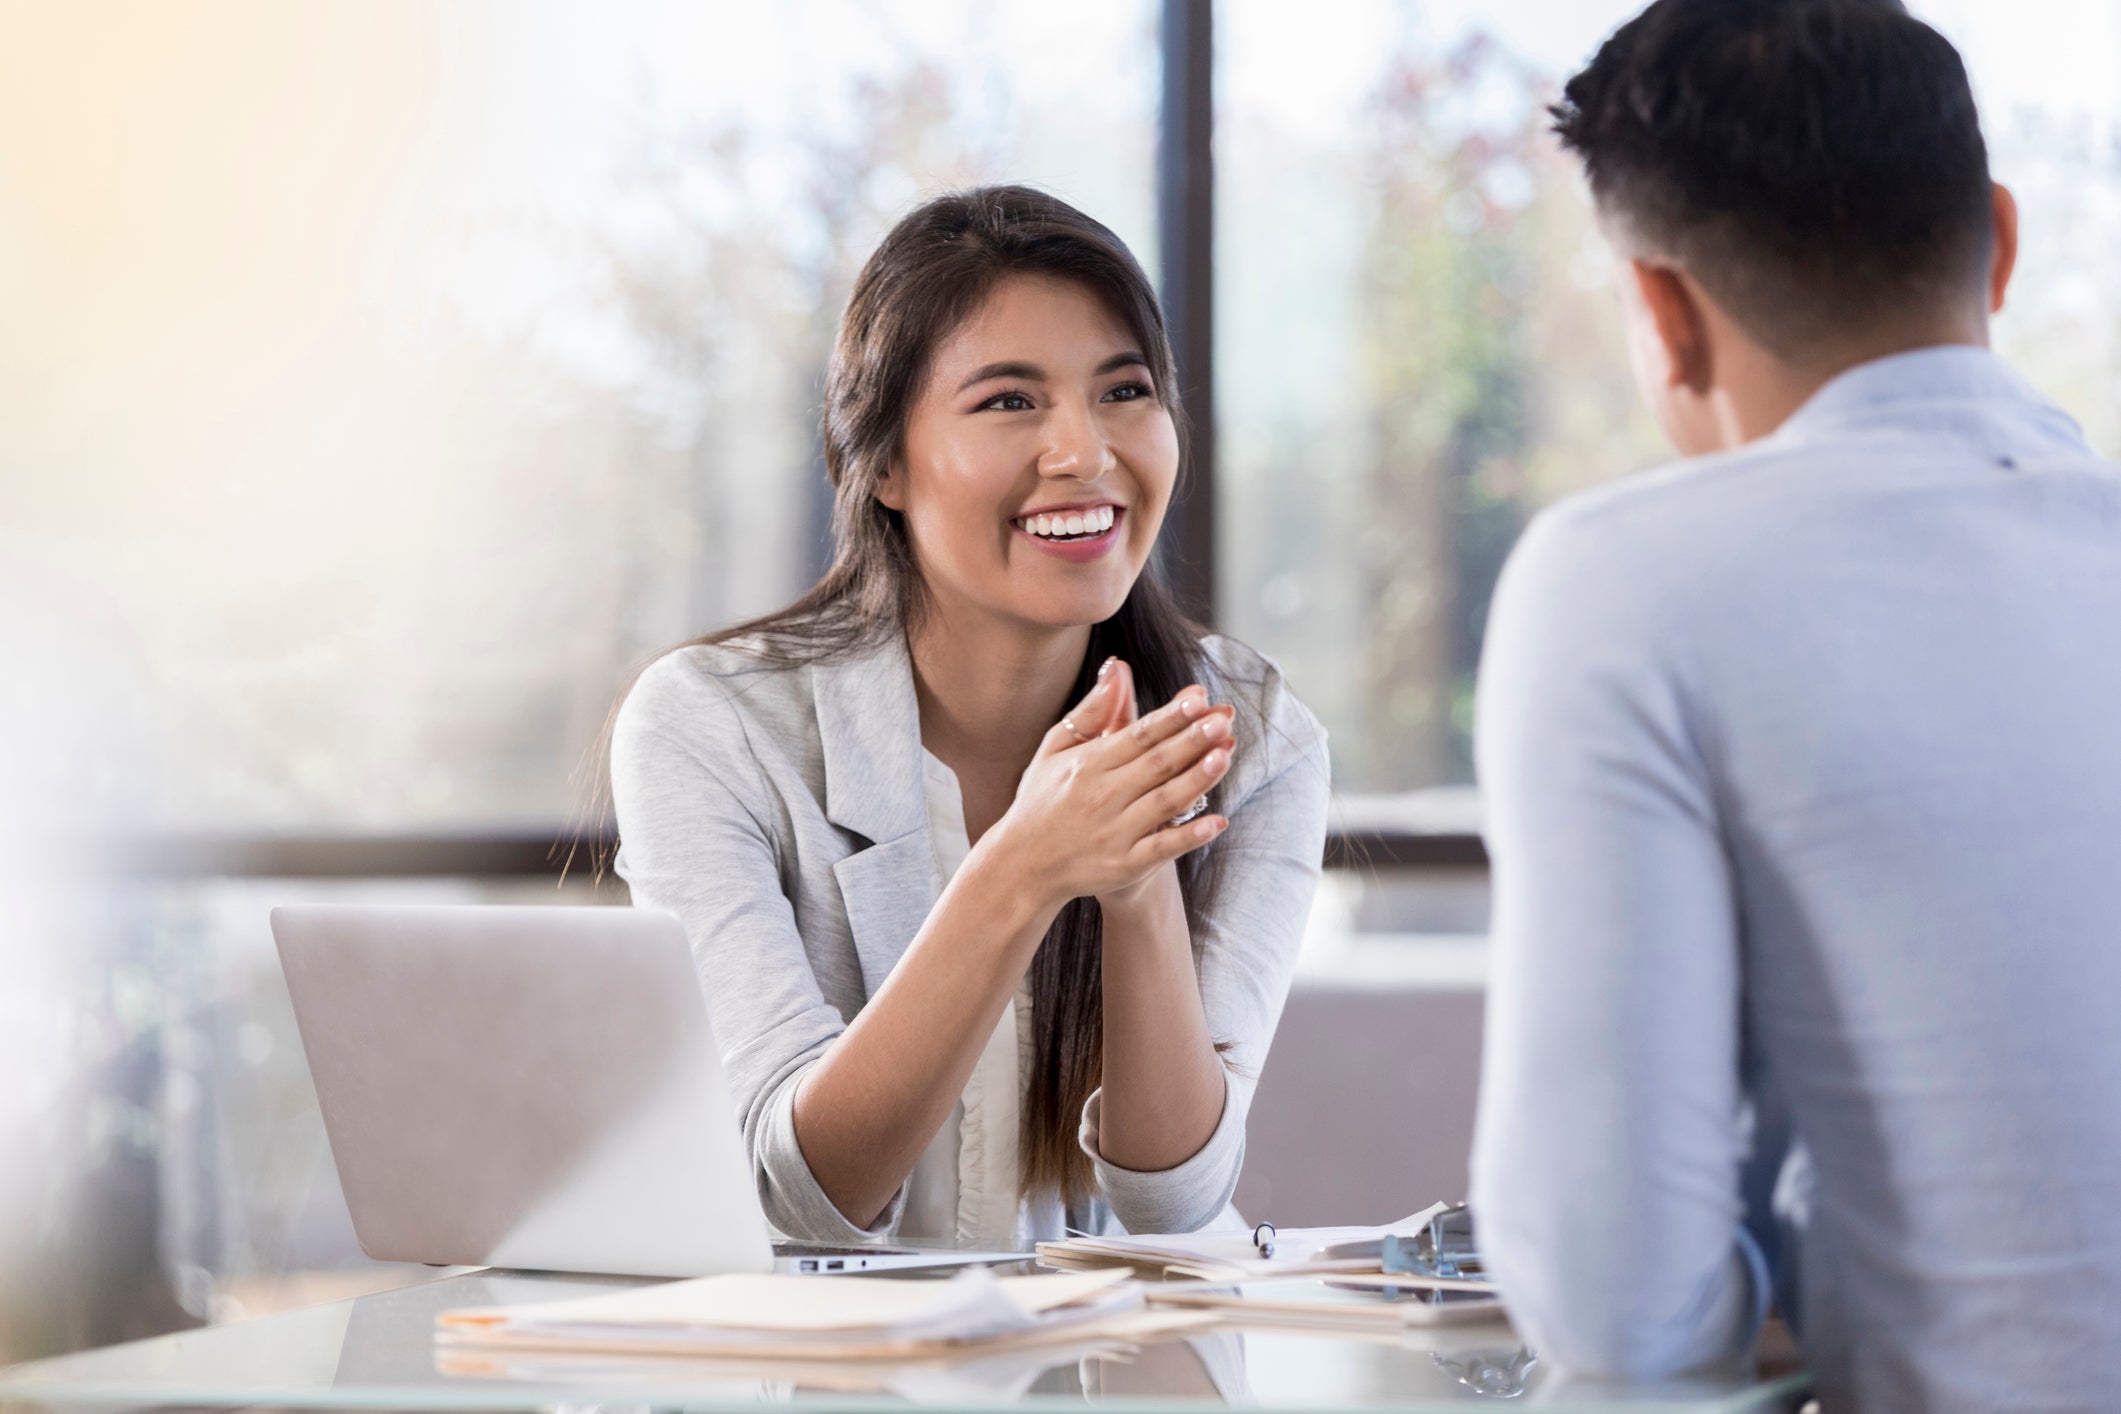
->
xmin=1468 ymin=512 xmax=1770 ymax=1377
xmin=610 ymin=655 xmax=907 ymax=1244
xmin=1079 ymin=656 xmax=1331 ymax=1234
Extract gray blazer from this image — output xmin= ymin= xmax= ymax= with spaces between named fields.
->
xmin=610 ymin=628 xmax=1329 ymax=1242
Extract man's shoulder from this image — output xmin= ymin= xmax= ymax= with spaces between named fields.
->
xmin=1511 ymin=433 xmax=1879 ymax=608
xmin=1537 ymin=438 xmax=1819 ymax=546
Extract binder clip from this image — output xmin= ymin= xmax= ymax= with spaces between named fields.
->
xmin=1319 ymin=1203 xmax=1486 ymax=1299
xmin=1386 ymin=1203 xmax=1482 ymax=1281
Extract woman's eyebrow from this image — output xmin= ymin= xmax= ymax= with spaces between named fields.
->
xmin=955 ymin=351 xmax=1149 ymax=393
xmin=957 ymin=360 xmax=1044 ymax=392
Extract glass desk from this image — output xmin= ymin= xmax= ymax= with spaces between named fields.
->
xmin=0 ymin=1268 xmax=1810 ymax=1413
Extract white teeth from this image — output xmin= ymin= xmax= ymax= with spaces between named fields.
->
xmin=1016 ymin=506 xmax=1119 ymax=538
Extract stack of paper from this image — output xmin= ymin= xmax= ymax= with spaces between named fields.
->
xmin=1036 ymin=1204 xmax=1453 ymax=1281
xmin=1145 ymin=1278 xmax=1505 ymax=1334
xmin=435 ymin=1267 xmax=1211 ymax=1362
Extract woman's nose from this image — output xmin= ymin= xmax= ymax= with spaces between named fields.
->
xmin=1036 ymin=400 xmax=1116 ymax=480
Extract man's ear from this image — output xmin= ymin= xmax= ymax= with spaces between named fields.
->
xmin=1988 ymin=181 xmax=2019 ymax=316
xmin=874 ymin=459 xmax=908 ymax=512
xmin=1625 ymin=259 xmax=1713 ymax=396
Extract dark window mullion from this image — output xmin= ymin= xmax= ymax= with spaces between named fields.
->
xmin=1158 ymin=0 xmax=1217 ymax=627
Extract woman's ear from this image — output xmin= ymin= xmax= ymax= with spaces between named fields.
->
xmin=874 ymin=459 xmax=908 ymax=512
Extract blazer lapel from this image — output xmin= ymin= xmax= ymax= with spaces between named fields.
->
xmin=814 ymin=633 xmax=938 ymax=1000
xmin=831 ymin=837 xmax=938 ymax=1001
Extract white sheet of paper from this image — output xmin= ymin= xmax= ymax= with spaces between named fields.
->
xmin=438 ymin=1266 xmax=1131 ymax=1347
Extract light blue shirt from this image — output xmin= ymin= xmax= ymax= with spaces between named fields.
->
xmin=1470 ymin=348 xmax=2121 ymax=1411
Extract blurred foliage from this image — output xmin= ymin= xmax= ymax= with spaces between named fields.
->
xmin=1349 ymin=31 xmax=1662 ymax=788
xmin=587 ymin=61 xmax=1003 ymax=595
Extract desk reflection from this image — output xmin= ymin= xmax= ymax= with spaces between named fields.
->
xmin=0 ymin=1269 xmax=1801 ymax=1411
xmin=1431 ymin=1345 xmax=1537 ymax=1399
xmin=436 ymin=1330 xmax=1251 ymax=1405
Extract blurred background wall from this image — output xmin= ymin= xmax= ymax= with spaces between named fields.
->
xmin=2 ymin=0 xmax=2116 ymax=1356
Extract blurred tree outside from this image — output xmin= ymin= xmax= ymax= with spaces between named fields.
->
xmin=1221 ymin=20 xmax=1662 ymax=795
xmin=585 ymin=59 xmax=1003 ymax=609
xmin=1357 ymin=32 xmax=1664 ymax=789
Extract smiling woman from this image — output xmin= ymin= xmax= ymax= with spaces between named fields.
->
xmin=884 ymin=274 xmax=1178 ymax=639
xmin=607 ymin=186 xmax=1330 ymax=1247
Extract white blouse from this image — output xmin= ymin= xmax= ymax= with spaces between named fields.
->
xmin=899 ymin=750 xmax=1066 ymax=1249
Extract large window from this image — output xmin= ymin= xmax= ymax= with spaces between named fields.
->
xmin=1220 ymin=0 xmax=2121 ymax=795
xmin=1 ymin=1 xmax=1157 ymax=831
xmin=7 ymin=1 xmax=2114 ymax=824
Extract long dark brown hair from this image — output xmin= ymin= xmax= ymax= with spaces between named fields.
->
xmin=587 ymin=186 xmax=1223 ymax=1205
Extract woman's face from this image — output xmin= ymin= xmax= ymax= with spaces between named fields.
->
xmin=882 ymin=274 xmax=1179 ymax=633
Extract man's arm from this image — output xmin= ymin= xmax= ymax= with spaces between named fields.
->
xmin=1469 ymin=512 xmax=1770 ymax=1378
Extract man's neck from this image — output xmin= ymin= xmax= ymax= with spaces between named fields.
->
xmin=1708 ymin=319 xmax=1990 ymax=452
xmin=906 ymin=601 xmax=1089 ymax=778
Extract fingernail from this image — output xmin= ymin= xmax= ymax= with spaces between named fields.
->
xmin=1098 ymin=657 xmax=1117 ymax=680
xmin=1199 ymin=715 xmax=1230 ymax=742
xmin=1180 ymin=692 xmax=1206 ymax=719
xmin=1206 ymin=748 xmax=1230 ymax=772
xmin=1193 ymin=817 xmax=1220 ymax=841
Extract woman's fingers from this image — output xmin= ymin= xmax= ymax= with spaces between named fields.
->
xmin=1129 ymin=811 xmax=1229 ymax=869
xmin=1008 ymin=659 xmax=1236 ymax=899
xmin=1096 ymin=683 xmax=1217 ymax=769
xmin=1101 ymin=659 xmax=1140 ymax=736
xmin=1108 ymin=701 xmax=1235 ymax=800
xmin=1127 ymin=742 xmax=1234 ymax=836
xmin=1094 ymin=683 xmax=1210 ymax=761
xmin=1038 ymin=660 xmax=1123 ymax=756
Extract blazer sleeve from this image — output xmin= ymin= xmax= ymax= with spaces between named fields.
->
xmin=1078 ymin=650 xmax=1331 ymax=1233
xmin=610 ymin=653 xmax=908 ymax=1243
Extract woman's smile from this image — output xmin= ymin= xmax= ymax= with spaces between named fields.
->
xmin=1011 ymin=501 xmax=1124 ymax=562
xmin=887 ymin=271 xmax=1178 ymax=629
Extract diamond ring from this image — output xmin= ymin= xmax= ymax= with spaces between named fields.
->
xmin=1167 ymin=794 xmax=1211 ymax=828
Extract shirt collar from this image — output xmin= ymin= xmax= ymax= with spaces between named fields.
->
xmin=1771 ymin=345 xmax=2092 ymax=464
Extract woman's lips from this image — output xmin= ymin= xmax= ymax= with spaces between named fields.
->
xmin=1011 ymin=507 xmax=1124 ymax=563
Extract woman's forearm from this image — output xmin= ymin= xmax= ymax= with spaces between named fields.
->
xmin=790 ymin=838 xmax=1057 ymax=1230
xmin=1096 ymin=865 xmax=1228 ymax=1173
xmin=792 ymin=669 xmax=1234 ymax=1230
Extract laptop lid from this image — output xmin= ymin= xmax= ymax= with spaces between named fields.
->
xmin=272 ymin=903 xmax=775 ymax=1279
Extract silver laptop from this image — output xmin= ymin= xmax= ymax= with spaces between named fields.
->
xmin=272 ymin=903 xmax=1026 ymax=1278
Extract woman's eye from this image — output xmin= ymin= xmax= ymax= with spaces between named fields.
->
xmin=979 ymin=391 xmax=1035 ymax=412
xmin=1103 ymin=381 xmax=1151 ymax=403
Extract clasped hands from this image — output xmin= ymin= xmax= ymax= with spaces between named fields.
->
xmin=981 ymin=658 xmax=1236 ymax=914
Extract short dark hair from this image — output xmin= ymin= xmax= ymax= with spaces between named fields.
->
xmin=1552 ymin=0 xmax=1993 ymax=359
